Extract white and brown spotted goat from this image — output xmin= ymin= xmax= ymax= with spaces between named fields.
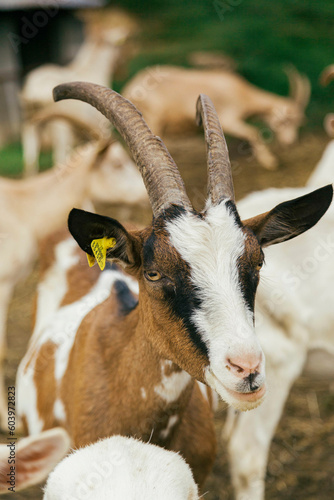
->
xmin=0 ymin=113 xmax=146 ymax=431
xmin=16 ymin=83 xmax=332 ymax=490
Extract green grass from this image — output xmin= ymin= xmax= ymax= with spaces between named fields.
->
xmin=2 ymin=1 xmax=332 ymax=176
xmin=113 ymin=0 xmax=333 ymax=129
xmin=0 ymin=143 xmax=52 ymax=178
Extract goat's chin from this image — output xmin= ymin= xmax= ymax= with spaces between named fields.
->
xmin=204 ymin=368 xmax=266 ymax=412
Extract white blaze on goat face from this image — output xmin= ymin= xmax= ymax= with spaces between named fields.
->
xmin=166 ymin=200 xmax=265 ymax=410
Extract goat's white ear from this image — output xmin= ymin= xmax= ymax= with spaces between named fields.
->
xmin=0 ymin=428 xmax=70 ymax=493
xmin=68 ymin=208 xmax=140 ymax=269
xmin=243 ymin=184 xmax=333 ymax=247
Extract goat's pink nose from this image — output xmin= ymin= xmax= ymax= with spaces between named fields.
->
xmin=226 ymin=354 xmax=262 ymax=378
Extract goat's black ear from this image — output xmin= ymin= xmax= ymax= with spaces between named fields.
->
xmin=68 ymin=208 xmax=138 ymax=266
xmin=243 ymin=185 xmax=333 ymax=247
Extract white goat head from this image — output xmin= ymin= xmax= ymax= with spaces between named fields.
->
xmin=0 ymin=430 xmax=198 ymax=500
xmin=44 ymin=435 xmax=199 ymax=500
xmin=88 ymin=140 xmax=148 ymax=205
xmin=32 ymin=109 xmax=148 ymax=206
xmin=78 ymin=7 xmax=138 ymax=47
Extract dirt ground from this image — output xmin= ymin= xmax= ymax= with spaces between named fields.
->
xmin=3 ymin=132 xmax=334 ymax=499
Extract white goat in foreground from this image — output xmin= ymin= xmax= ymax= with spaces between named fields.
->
xmin=0 ymin=115 xmax=146 ymax=430
xmin=21 ymin=8 xmax=137 ymax=175
xmin=0 ymin=430 xmax=199 ymax=499
xmin=225 ymin=115 xmax=334 ymax=500
xmin=44 ymin=435 xmax=199 ymax=500
xmin=122 ymin=65 xmax=310 ymax=170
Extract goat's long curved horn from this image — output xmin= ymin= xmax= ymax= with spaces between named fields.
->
xmin=53 ymin=82 xmax=192 ymax=216
xmin=284 ymin=66 xmax=311 ymax=109
xmin=319 ymin=65 xmax=334 ymax=87
xmin=196 ymin=94 xmax=234 ymax=204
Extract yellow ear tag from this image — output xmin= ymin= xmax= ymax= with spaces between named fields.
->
xmin=86 ymin=253 xmax=96 ymax=267
xmin=90 ymin=237 xmax=116 ymax=271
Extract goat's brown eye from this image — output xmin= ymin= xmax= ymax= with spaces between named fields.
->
xmin=145 ymin=270 xmax=162 ymax=282
xmin=256 ymin=262 xmax=263 ymax=272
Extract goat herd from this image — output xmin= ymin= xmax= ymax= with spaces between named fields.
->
xmin=0 ymin=8 xmax=333 ymax=500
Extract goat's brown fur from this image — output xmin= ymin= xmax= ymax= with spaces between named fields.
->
xmin=22 ymin=231 xmax=216 ymax=488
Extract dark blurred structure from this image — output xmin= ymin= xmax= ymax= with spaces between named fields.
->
xmin=0 ymin=0 xmax=106 ymax=146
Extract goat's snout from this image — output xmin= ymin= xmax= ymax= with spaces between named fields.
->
xmin=247 ymin=372 xmax=260 ymax=392
xmin=205 ymin=350 xmax=266 ymax=410
xmin=226 ymin=353 xmax=262 ymax=380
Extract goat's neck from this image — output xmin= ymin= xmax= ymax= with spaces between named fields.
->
xmin=251 ymin=90 xmax=291 ymax=117
xmin=89 ymin=299 xmax=194 ymax=447
xmin=68 ymin=39 xmax=97 ymax=69
xmin=69 ymin=38 xmax=121 ymax=87
xmin=19 ymin=146 xmax=96 ymax=242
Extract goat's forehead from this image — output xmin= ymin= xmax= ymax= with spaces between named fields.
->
xmin=165 ymin=202 xmax=246 ymax=263
xmin=142 ymin=202 xmax=262 ymax=272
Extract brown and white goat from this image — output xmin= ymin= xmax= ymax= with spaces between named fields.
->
xmin=122 ymin=65 xmax=310 ymax=169
xmin=21 ymin=8 xmax=137 ymax=175
xmin=16 ymin=83 xmax=332 ymax=490
xmin=0 ymin=116 xmax=146 ymax=429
